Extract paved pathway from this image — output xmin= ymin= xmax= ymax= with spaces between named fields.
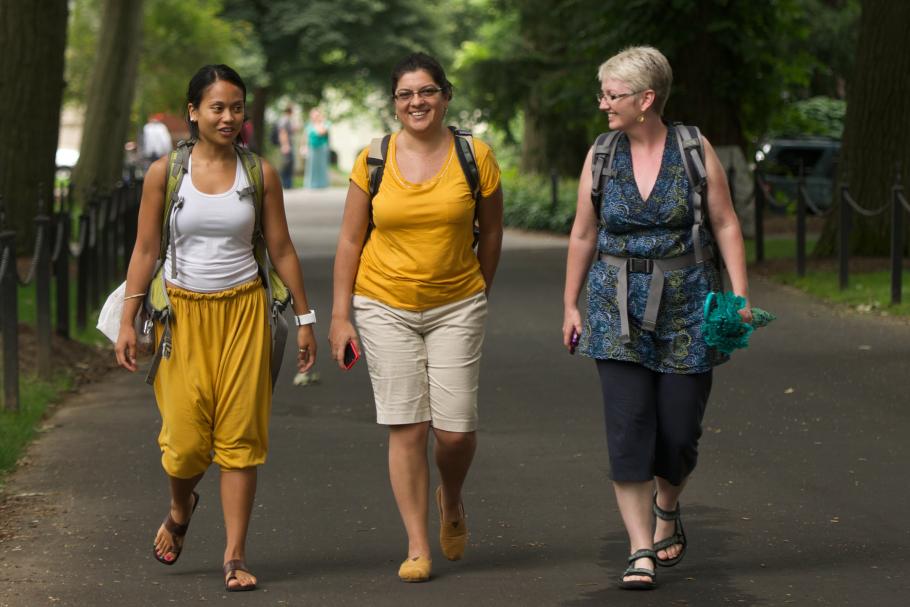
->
xmin=1 ymin=187 xmax=908 ymax=606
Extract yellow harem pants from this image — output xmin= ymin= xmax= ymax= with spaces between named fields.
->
xmin=153 ymin=278 xmax=272 ymax=478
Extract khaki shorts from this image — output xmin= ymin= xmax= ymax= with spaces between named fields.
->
xmin=352 ymin=292 xmax=487 ymax=432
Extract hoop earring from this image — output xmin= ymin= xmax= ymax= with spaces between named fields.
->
xmin=636 ymin=113 xmax=645 ymax=123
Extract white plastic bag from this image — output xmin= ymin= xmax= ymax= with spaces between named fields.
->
xmin=96 ymin=281 xmax=149 ymax=344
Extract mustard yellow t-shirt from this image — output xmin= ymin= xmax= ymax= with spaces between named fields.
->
xmin=349 ymin=132 xmax=501 ymax=311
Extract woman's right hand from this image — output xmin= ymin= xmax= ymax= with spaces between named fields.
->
xmin=328 ymin=317 xmax=360 ymax=370
xmin=563 ymin=306 xmax=583 ymax=352
xmin=115 ymin=324 xmax=138 ymax=372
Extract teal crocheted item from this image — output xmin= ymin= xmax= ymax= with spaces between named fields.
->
xmin=702 ymin=292 xmax=776 ymax=355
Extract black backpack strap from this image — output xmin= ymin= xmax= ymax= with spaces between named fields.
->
xmin=672 ymin=124 xmax=710 ymax=264
xmin=365 ymin=135 xmax=390 ymax=238
xmin=449 ymin=125 xmax=482 ymax=249
xmin=449 ymin=125 xmax=481 ymax=202
xmin=367 ymin=135 xmax=390 ymax=197
xmin=590 ymin=131 xmax=621 ymax=223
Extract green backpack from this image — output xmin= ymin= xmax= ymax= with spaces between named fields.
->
xmin=143 ymin=140 xmax=291 ymax=386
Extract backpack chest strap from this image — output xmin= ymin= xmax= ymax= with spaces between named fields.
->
xmin=600 ymin=247 xmax=714 ymax=343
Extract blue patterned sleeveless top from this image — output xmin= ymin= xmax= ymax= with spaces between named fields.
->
xmin=577 ymin=127 xmax=726 ymax=373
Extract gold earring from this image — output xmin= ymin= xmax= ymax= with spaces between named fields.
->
xmin=636 ymin=113 xmax=645 ymax=123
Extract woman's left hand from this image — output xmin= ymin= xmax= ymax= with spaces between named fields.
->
xmin=738 ymin=297 xmax=753 ymax=325
xmin=296 ymin=325 xmax=317 ymax=372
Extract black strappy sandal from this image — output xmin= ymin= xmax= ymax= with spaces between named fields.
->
xmin=153 ymin=491 xmax=200 ymax=565
xmin=619 ymin=548 xmax=658 ymax=590
xmin=653 ymin=495 xmax=687 ymax=567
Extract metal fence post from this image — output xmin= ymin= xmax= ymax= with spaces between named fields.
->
xmin=76 ymin=211 xmax=90 ymax=331
xmin=838 ymin=181 xmax=851 ymax=291
xmin=0 ymin=230 xmax=20 ymax=411
xmin=891 ymin=166 xmax=904 ymax=305
xmin=35 ymin=197 xmax=53 ymax=380
xmin=55 ymin=207 xmax=71 ymax=338
xmin=550 ymin=169 xmax=559 ymax=213
xmin=796 ymin=161 xmax=807 ymax=278
xmin=754 ymin=172 xmax=765 ymax=262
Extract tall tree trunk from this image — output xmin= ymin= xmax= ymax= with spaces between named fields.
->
xmin=250 ymin=85 xmax=269 ymax=154
xmin=815 ymin=0 xmax=910 ymax=256
xmin=0 ymin=1 xmax=69 ymax=248
xmin=520 ymin=87 xmax=590 ymax=176
xmin=72 ymin=0 xmax=144 ymax=206
xmin=668 ymin=20 xmax=744 ymax=149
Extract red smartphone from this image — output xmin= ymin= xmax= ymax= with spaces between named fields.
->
xmin=343 ymin=340 xmax=360 ymax=370
xmin=569 ymin=329 xmax=580 ymax=355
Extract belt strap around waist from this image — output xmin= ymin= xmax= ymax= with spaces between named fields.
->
xmin=599 ymin=247 xmax=714 ymax=344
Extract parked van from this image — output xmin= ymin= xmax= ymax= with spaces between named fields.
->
xmin=755 ymin=138 xmax=840 ymax=211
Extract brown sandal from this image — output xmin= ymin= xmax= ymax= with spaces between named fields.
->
xmin=153 ymin=491 xmax=199 ymax=565
xmin=223 ymin=559 xmax=257 ymax=592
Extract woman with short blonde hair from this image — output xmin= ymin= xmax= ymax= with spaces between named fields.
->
xmin=564 ymin=46 xmax=751 ymax=590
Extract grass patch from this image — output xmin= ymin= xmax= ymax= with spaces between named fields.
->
xmin=775 ymin=270 xmax=910 ymax=317
xmin=745 ymin=235 xmax=819 ymax=263
xmin=0 ymin=373 xmax=74 ymax=482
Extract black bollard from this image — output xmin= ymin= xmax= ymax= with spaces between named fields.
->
xmin=0 ymin=231 xmax=20 ymax=412
xmin=891 ymin=165 xmax=904 ymax=305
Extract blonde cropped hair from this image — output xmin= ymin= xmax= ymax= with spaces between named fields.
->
xmin=598 ymin=46 xmax=673 ymax=115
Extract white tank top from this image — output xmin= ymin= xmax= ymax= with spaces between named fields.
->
xmin=163 ymin=153 xmax=259 ymax=292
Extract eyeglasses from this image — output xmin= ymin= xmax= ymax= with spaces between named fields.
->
xmin=393 ymin=86 xmax=444 ymax=102
xmin=596 ymin=90 xmax=641 ymax=104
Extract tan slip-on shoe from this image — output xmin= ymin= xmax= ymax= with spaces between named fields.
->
xmin=436 ymin=485 xmax=467 ymax=561
xmin=398 ymin=555 xmax=432 ymax=582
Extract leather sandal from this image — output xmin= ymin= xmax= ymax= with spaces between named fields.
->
xmin=153 ymin=491 xmax=199 ymax=565
xmin=618 ymin=548 xmax=657 ymax=590
xmin=223 ymin=559 xmax=257 ymax=592
xmin=653 ymin=494 xmax=687 ymax=567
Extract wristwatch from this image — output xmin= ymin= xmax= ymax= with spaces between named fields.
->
xmin=294 ymin=310 xmax=317 ymax=326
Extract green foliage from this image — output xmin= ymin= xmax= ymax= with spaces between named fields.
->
xmin=0 ymin=375 xmax=73 ymax=480
xmin=774 ymin=270 xmax=910 ymax=318
xmin=220 ymin=0 xmax=447 ymax=104
xmin=455 ymin=0 xmax=823 ymax=172
xmin=65 ymin=0 xmax=254 ymax=115
xmin=501 ymin=169 xmax=578 ymax=233
xmin=766 ymin=96 xmax=846 ymax=139
xmin=137 ymin=0 xmax=261 ymax=115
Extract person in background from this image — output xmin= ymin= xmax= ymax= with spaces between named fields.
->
xmin=562 ymin=46 xmax=751 ymax=591
xmin=278 ymin=105 xmax=295 ymax=189
xmin=141 ymin=113 xmax=173 ymax=167
xmin=303 ymin=107 xmax=331 ymax=188
xmin=329 ymin=52 xmax=503 ymax=583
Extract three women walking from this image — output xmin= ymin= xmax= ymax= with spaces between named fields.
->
xmin=115 ymin=45 xmax=751 ymax=594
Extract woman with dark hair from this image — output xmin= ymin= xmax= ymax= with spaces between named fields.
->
xmin=563 ymin=46 xmax=751 ymax=590
xmin=115 ymin=64 xmax=317 ymax=591
xmin=329 ymin=52 xmax=504 ymax=582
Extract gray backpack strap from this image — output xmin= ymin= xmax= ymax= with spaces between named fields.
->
xmin=590 ymin=131 xmax=621 ymax=224
xmin=144 ymin=269 xmax=172 ymax=385
xmin=673 ymin=124 xmax=708 ymax=264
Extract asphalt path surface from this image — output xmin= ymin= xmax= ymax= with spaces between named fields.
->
xmin=1 ymin=187 xmax=908 ymax=606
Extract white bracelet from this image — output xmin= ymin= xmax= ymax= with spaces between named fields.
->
xmin=294 ymin=310 xmax=317 ymax=326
